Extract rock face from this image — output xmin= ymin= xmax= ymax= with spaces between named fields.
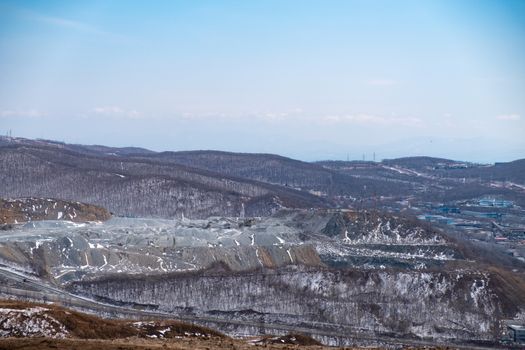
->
xmin=67 ymin=266 xmax=509 ymax=343
xmin=0 ymin=211 xmax=454 ymax=282
xmin=0 ymin=214 xmax=326 ymax=281
xmin=0 ymin=198 xmax=111 ymax=225
xmin=0 ymin=235 xmax=321 ymax=280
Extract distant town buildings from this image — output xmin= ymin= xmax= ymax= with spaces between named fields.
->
xmin=478 ymin=198 xmax=514 ymax=208
xmin=507 ymin=324 xmax=525 ymax=344
xmin=417 ymin=214 xmax=453 ymax=225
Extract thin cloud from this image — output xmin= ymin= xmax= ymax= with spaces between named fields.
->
xmin=496 ymin=114 xmax=520 ymax=121
xmin=12 ymin=6 xmax=128 ymax=41
xmin=263 ymin=112 xmax=290 ymax=120
xmin=261 ymin=108 xmax=303 ymax=121
xmin=176 ymin=108 xmax=305 ymax=122
xmin=92 ymin=106 xmax=141 ymax=119
xmin=0 ymin=109 xmax=47 ymax=118
xmin=14 ymin=6 xmax=105 ymax=35
xmin=322 ymin=114 xmax=422 ymax=127
xmin=36 ymin=15 xmax=102 ymax=34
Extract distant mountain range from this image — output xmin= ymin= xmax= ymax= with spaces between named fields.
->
xmin=1 ymin=136 xmax=524 ymax=218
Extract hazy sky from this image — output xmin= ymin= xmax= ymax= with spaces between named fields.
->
xmin=1 ymin=0 xmax=524 ymax=162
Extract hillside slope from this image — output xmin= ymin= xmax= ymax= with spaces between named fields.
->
xmin=0 ymin=139 xmax=329 ymax=218
xmin=2 ymin=137 xmax=523 ymax=214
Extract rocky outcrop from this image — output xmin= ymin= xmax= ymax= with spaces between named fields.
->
xmin=0 ymin=198 xmax=111 ymax=225
xmin=0 ymin=300 xmax=223 ymax=340
xmin=321 ymin=210 xmax=445 ymax=244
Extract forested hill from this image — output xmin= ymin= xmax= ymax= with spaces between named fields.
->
xmin=0 ymin=137 xmax=329 ymax=218
xmin=1 ymin=136 xmax=524 ymax=217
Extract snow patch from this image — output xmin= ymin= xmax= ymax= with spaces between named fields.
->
xmin=0 ymin=307 xmax=68 ymax=338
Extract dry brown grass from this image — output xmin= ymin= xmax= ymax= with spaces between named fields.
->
xmin=486 ymin=266 xmax=525 ymax=316
xmin=0 ymin=300 xmax=223 ymax=340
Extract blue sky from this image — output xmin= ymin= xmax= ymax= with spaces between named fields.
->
xmin=0 ymin=0 xmax=524 ymax=162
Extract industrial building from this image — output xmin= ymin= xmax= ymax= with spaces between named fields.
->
xmin=479 ymin=198 xmax=514 ymax=208
xmin=507 ymin=324 xmax=525 ymax=343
